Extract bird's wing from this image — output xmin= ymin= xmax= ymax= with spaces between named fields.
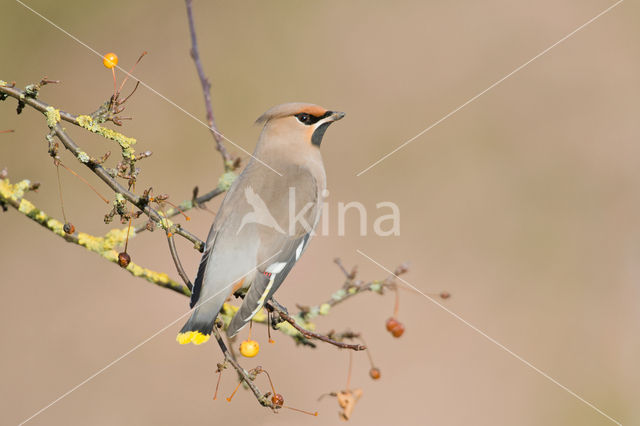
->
xmin=189 ymin=221 xmax=218 ymax=308
xmin=226 ymin=164 xmax=321 ymax=336
xmin=226 ymin=233 xmax=312 ymax=336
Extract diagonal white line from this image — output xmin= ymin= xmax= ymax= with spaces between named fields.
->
xmin=13 ymin=0 xmax=283 ymax=177
xmin=356 ymin=249 xmax=622 ymax=425
xmin=18 ymin=251 xmax=282 ymax=426
xmin=356 ymin=0 xmax=624 ymax=177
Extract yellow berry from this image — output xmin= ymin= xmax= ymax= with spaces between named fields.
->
xmin=240 ymin=339 xmax=259 ymax=357
xmin=103 ymin=52 xmax=118 ymax=69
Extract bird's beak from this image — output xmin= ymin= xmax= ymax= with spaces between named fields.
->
xmin=327 ymin=111 xmax=346 ymax=122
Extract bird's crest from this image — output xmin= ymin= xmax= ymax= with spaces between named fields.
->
xmin=256 ymin=102 xmax=328 ymax=124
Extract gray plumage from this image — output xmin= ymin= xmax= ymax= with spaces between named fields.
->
xmin=177 ymin=103 xmax=344 ymax=344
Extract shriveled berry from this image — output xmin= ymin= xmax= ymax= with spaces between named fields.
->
xmin=239 ymin=339 xmax=259 ymax=357
xmin=63 ymin=222 xmax=75 ymax=234
xmin=391 ymin=322 xmax=405 ymax=338
xmin=369 ymin=367 xmax=381 ymax=380
xmin=117 ymin=252 xmax=131 ymax=268
xmin=271 ymin=393 xmax=284 ymax=407
xmin=386 ymin=317 xmax=399 ymax=332
xmin=103 ymin=52 xmax=118 ymax=69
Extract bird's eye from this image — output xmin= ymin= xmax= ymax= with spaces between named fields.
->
xmin=296 ymin=113 xmax=310 ymax=124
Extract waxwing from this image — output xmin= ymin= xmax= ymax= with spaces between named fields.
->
xmin=178 ymin=103 xmax=345 ymax=344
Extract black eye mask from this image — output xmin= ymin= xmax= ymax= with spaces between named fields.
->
xmin=295 ymin=111 xmax=332 ymax=125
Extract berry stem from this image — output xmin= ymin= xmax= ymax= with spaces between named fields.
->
xmin=346 ymin=351 xmax=353 ymax=391
xmin=111 ymin=67 xmax=117 ymax=98
xmin=226 ymin=380 xmax=242 ymax=402
xmin=58 ymin=161 xmax=110 ymax=204
xmin=359 ymin=337 xmax=375 ymax=367
xmin=283 ymin=406 xmax=318 ymax=416
xmin=213 ymin=369 xmax=222 ymax=400
xmin=124 ymin=216 xmax=132 ymax=253
xmin=55 ymin=163 xmax=67 ymax=223
xmin=262 ymin=370 xmax=277 ymax=397
xmin=393 ymin=287 xmax=400 ymax=317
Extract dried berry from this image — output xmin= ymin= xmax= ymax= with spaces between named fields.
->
xmin=440 ymin=291 xmax=450 ymax=299
xmin=117 ymin=252 xmax=131 ymax=268
xmin=63 ymin=222 xmax=75 ymax=235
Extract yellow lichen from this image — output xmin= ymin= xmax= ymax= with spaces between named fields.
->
xmin=45 ymin=106 xmax=61 ymax=129
xmin=46 ymin=218 xmax=66 ymax=237
xmin=76 ymin=114 xmax=137 ymax=159
xmin=319 ymin=303 xmax=331 ymax=315
xmin=77 ymin=151 xmax=90 ymax=163
xmin=18 ymin=198 xmax=35 ymax=215
xmin=77 ymin=227 xmax=129 ymax=252
xmin=2 ymin=177 xmax=188 ymax=296
xmin=0 ymin=178 xmax=31 ymax=201
xmin=217 ymin=171 xmax=237 ymax=191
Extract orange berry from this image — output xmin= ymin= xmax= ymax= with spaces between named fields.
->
xmin=271 ymin=393 xmax=284 ymax=407
xmin=391 ymin=322 xmax=405 ymax=338
xmin=239 ymin=339 xmax=259 ymax=357
xmin=369 ymin=367 xmax=381 ymax=380
xmin=103 ymin=52 xmax=118 ymax=69
xmin=386 ymin=317 xmax=399 ymax=332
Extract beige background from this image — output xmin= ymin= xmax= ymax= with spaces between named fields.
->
xmin=1 ymin=0 xmax=639 ymax=425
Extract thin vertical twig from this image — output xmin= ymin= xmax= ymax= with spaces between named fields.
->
xmin=166 ymin=234 xmax=193 ymax=291
xmin=185 ymin=0 xmax=233 ymax=168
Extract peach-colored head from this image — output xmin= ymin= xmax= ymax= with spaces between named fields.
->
xmin=256 ymin=102 xmax=345 ymax=148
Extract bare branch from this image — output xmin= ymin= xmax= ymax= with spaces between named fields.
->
xmin=166 ymin=233 xmax=193 ymax=291
xmin=185 ymin=0 xmax=234 ymax=170
xmin=0 ymin=84 xmax=206 ymax=252
xmin=267 ymin=300 xmax=366 ymax=351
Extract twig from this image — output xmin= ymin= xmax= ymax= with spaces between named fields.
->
xmin=212 ymin=327 xmax=273 ymax=408
xmin=0 ymin=177 xmax=190 ymax=296
xmin=0 ymin=84 xmax=206 ymax=252
xmin=134 ymin=186 xmax=224 ymax=234
xmin=185 ymin=0 xmax=234 ymax=170
xmin=166 ymin=233 xmax=193 ymax=291
xmin=267 ymin=300 xmax=366 ymax=351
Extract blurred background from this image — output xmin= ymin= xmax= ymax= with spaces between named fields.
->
xmin=1 ymin=0 xmax=639 ymax=425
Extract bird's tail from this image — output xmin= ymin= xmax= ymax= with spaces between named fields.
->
xmin=176 ymin=306 xmax=216 ymax=345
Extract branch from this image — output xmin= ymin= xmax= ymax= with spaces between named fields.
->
xmin=212 ymin=327 xmax=276 ymax=409
xmin=0 ymin=82 xmax=211 ymax=252
xmin=185 ymin=0 xmax=235 ymax=170
xmin=133 ymin=186 xmax=224 ymax=234
xmin=166 ymin=233 xmax=193 ymax=291
xmin=0 ymin=176 xmax=190 ymax=296
xmin=267 ymin=300 xmax=366 ymax=351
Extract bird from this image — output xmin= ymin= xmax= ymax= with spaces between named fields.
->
xmin=177 ymin=103 xmax=345 ymax=345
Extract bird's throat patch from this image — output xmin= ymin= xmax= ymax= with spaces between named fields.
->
xmin=312 ymin=122 xmax=332 ymax=146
